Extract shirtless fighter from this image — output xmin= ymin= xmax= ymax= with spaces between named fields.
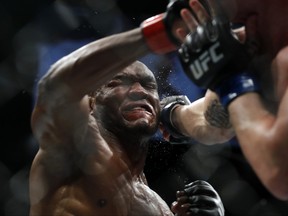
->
xmin=29 ymin=0 xmax=225 ymax=215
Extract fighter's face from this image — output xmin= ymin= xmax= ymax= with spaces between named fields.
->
xmin=95 ymin=62 xmax=160 ymax=137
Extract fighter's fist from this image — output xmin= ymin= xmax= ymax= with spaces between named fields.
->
xmin=159 ymin=95 xmax=193 ymax=144
xmin=171 ymin=180 xmax=225 ymax=216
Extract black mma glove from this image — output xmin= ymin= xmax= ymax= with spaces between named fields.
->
xmin=178 ymin=0 xmax=260 ymax=107
xmin=141 ymin=0 xmax=190 ymax=54
xmin=160 ymin=95 xmax=195 ymax=144
xmin=184 ymin=180 xmax=225 ymax=216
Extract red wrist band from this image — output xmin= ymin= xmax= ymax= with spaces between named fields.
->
xmin=141 ymin=13 xmax=177 ymax=54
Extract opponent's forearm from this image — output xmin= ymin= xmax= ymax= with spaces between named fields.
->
xmin=229 ymin=93 xmax=288 ymax=200
xmin=173 ymin=98 xmax=234 ymax=144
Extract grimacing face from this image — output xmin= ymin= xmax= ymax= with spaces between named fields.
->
xmin=93 ymin=61 xmax=161 ymax=138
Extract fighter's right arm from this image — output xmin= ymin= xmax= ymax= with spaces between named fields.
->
xmin=33 ymin=0 xmax=196 ymax=101
xmin=162 ymin=90 xmax=234 ymax=145
xmin=31 ymin=0 xmax=201 ymax=143
xmin=30 ymin=30 xmax=150 ymax=186
xmin=31 ymin=0 xmax=206 ymax=155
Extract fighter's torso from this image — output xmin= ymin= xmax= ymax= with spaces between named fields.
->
xmin=30 ymin=169 xmax=172 ymax=216
xmin=29 ymin=115 xmax=173 ymax=216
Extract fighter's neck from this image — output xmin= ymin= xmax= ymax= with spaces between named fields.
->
xmin=115 ymin=140 xmax=149 ymax=175
xmin=100 ymin=127 xmax=149 ymax=175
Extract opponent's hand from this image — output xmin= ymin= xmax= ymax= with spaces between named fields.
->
xmin=177 ymin=0 xmax=249 ymax=90
xmin=171 ymin=180 xmax=225 ymax=216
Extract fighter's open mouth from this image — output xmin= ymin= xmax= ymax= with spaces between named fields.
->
xmin=123 ymin=103 xmax=153 ymax=115
xmin=122 ymin=102 xmax=154 ymax=121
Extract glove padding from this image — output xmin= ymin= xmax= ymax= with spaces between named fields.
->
xmin=165 ymin=0 xmax=212 ymax=45
xmin=164 ymin=0 xmax=191 ymax=45
xmin=160 ymin=95 xmax=196 ymax=144
xmin=184 ymin=180 xmax=225 ymax=216
xmin=178 ymin=0 xmax=249 ymax=90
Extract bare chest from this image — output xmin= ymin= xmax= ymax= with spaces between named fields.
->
xmin=127 ymin=180 xmax=173 ymax=216
xmin=47 ymin=175 xmax=173 ymax=216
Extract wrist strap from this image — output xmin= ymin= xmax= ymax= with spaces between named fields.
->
xmin=141 ymin=13 xmax=177 ymax=54
xmin=160 ymin=96 xmax=190 ymax=138
xmin=216 ymin=72 xmax=260 ymax=107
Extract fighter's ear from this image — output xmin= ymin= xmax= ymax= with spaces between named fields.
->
xmin=88 ymin=91 xmax=97 ymax=113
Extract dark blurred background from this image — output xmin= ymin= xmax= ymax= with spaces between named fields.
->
xmin=0 ymin=0 xmax=288 ymax=215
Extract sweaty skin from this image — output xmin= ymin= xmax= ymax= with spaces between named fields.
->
xmin=29 ymin=2 xmax=226 ymax=215
xmin=30 ymin=60 xmax=173 ymax=216
xmin=222 ymin=0 xmax=288 ymax=200
xmin=171 ymin=0 xmax=288 ymax=200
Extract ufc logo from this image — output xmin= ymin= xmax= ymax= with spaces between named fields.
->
xmin=189 ymin=42 xmax=224 ymax=80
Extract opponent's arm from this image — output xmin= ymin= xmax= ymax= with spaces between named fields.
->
xmin=226 ymin=47 xmax=288 ymax=201
xmin=160 ymin=91 xmax=234 ymax=145
xmin=177 ymin=0 xmax=288 ymax=200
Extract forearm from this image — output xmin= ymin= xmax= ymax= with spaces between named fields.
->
xmin=228 ymin=92 xmax=288 ymax=200
xmin=43 ymin=28 xmax=149 ymax=97
xmin=173 ymin=97 xmax=234 ymax=145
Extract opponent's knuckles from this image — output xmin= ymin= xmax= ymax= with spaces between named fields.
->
xmin=141 ymin=0 xmax=190 ymax=54
xmin=178 ymin=8 xmax=249 ymax=90
xmin=185 ymin=184 xmax=218 ymax=198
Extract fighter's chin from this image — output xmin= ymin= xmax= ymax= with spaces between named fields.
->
xmin=125 ymin=119 xmax=158 ymax=137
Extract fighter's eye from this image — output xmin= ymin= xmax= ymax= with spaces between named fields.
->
xmin=107 ymin=79 xmax=121 ymax=87
xmin=145 ymin=82 xmax=157 ymax=89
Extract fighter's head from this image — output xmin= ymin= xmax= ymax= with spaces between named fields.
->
xmin=90 ymin=61 xmax=160 ymax=142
